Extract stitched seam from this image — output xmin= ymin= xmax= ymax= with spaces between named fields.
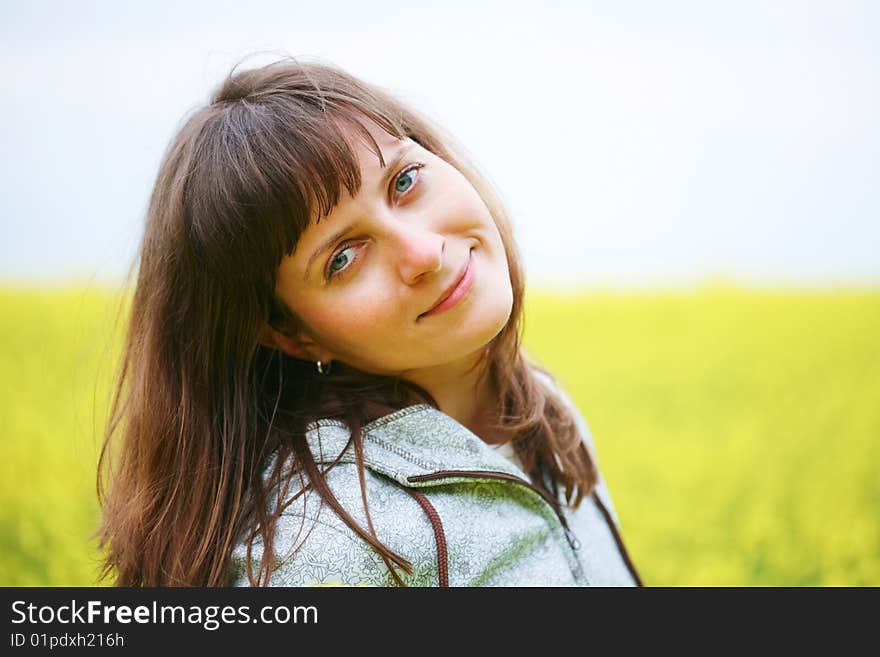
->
xmin=304 ymin=405 xmax=432 ymax=440
xmin=304 ymin=418 xmax=349 ymax=432
xmin=363 ymin=404 xmax=433 ymax=431
xmin=364 ymin=433 xmax=440 ymax=470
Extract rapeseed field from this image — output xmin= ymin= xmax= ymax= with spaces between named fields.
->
xmin=2 ymin=284 xmax=878 ymax=585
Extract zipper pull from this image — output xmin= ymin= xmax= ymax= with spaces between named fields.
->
xmin=563 ymin=524 xmax=581 ymax=551
xmin=562 ymin=523 xmax=587 ymax=583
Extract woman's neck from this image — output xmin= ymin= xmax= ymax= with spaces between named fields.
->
xmin=400 ymin=349 xmax=511 ymax=445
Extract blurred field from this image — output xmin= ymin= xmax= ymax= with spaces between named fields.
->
xmin=1 ymin=283 xmax=878 ymax=586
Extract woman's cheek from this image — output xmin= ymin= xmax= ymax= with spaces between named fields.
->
xmin=317 ymin=290 xmax=397 ymax=345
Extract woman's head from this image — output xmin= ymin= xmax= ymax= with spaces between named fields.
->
xmin=146 ymin=57 xmax=524 ymax=388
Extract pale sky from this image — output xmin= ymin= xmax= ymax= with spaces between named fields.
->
xmin=1 ymin=0 xmax=877 ymax=289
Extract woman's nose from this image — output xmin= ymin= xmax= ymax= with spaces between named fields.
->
xmin=394 ymin=225 xmax=445 ymax=284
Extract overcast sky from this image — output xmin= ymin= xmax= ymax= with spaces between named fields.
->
xmin=1 ymin=0 xmax=877 ymax=289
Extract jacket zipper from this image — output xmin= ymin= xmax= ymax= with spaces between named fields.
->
xmin=407 ymin=470 xmax=585 ymax=557
xmin=396 ymin=469 xmax=643 ymax=587
xmin=408 ymin=469 xmax=644 ymax=587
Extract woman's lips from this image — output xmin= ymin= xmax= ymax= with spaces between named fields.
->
xmin=420 ymin=250 xmax=475 ymax=318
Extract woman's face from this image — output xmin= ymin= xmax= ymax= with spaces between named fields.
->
xmin=270 ymin=121 xmax=514 ymax=378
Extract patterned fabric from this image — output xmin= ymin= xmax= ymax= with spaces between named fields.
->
xmin=230 ymin=372 xmax=639 ymax=587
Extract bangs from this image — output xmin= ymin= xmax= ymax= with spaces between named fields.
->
xmin=215 ymin=92 xmax=407 ymax=260
xmin=267 ymin=101 xmax=403 ymax=220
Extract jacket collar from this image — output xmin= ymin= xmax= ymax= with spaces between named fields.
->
xmin=299 ymin=403 xmax=528 ymax=488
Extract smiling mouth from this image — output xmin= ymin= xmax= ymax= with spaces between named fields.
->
xmin=419 ymin=249 xmax=475 ymax=319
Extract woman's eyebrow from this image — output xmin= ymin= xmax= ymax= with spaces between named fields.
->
xmin=303 ymin=141 xmax=414 ymax=281
xmin=303 ymin=222 xmax=355 ymax=281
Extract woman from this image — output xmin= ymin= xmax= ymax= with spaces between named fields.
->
xmin=95 ymin=57 xmax=642 ymax=587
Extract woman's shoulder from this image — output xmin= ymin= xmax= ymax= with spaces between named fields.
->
xmin=229 ymin=501 xmax=387 ymax=586
xmin=230 ymin=458 xmax=440 ymax=587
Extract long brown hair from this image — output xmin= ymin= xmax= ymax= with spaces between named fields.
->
xmin=94 ymin=57 xmax=598 ymax=586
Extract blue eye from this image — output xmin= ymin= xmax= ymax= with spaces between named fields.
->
xmin=394 ymin=164 xmax=423 ymax=196
xmin=327 ymin=245 xmax=357 ymax=278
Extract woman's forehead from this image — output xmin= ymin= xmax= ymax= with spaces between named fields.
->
xmin=348 ymin=119 xmax=408 ymax=169
xmin=313 ymin=125 xmax=411 ymax=215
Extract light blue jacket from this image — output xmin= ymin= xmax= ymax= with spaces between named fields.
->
xmin=231 ymin=373 xmax=641 ymax=586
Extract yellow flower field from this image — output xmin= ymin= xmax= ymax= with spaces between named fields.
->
xmin=2 ymin=283 xmax=878 ymax=586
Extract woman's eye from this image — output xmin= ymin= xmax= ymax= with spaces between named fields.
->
xmin=325 ymin=164 xmax=424 ymax=282
xmin=327 ymin=244 xmax=357 ymax=278
xmin=394 ymin=163 xmax=423 ymax=197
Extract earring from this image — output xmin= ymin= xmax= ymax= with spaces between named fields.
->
xmin=316 ymin=360 xmax=332 ymax=376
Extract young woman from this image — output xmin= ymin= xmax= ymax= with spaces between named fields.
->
xmin=95 ymin=57 xmax=643 ymax=587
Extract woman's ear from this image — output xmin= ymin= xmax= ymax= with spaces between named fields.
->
xmin=258 ymin=323 xmax=323 ymax=361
